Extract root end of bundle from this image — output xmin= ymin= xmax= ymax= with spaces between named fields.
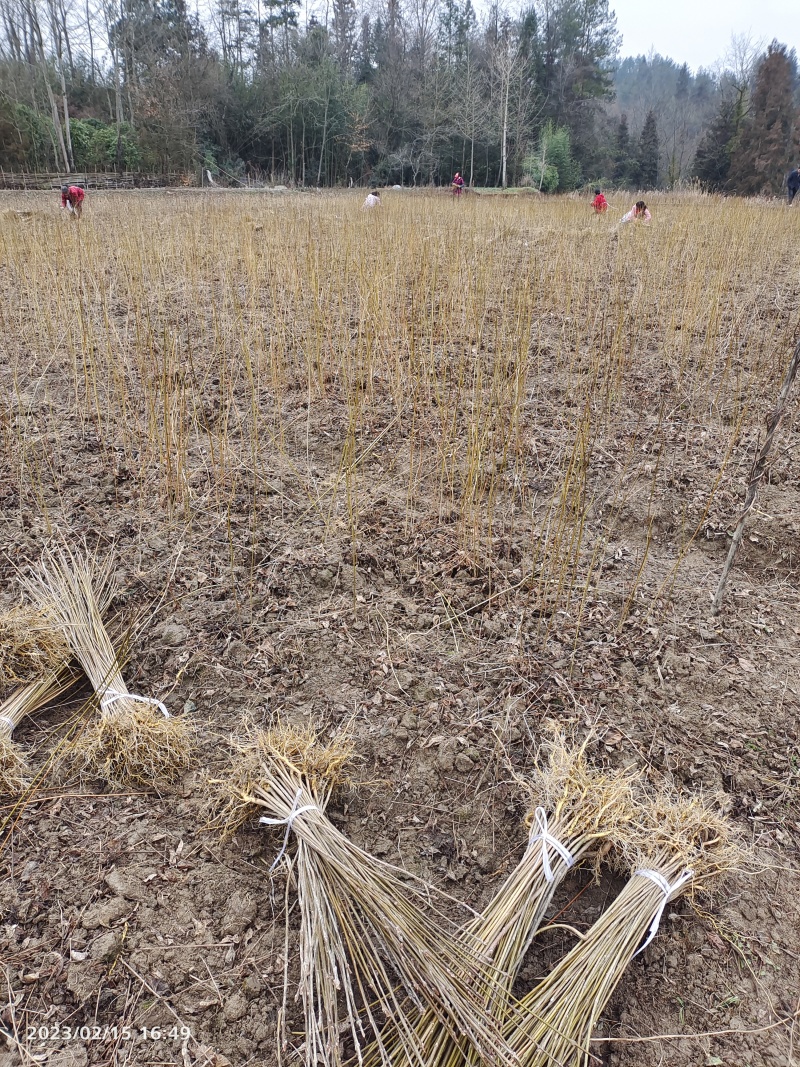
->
xmin=622 ymin=791 xmax=744 ymax=884
xmin=0 ymin=606 xmax=71 ymax=686
xmin=209 ymin=721 xmax=355 ymax=839
xmin=63 ymin=708 xmax=195 ymax=788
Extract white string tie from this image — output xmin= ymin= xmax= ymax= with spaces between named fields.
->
xmin=528 ymin=807 xmax=574 ymax=883
xmin=634 ymin=867 xmax=693 ymax=956
xmin=0 ymin=715 xmax=16 ymax=732
xmin=99 ymin=688 xmax=170 ymax=719
xmin=259 ymin=787 xmax=317 ymax=872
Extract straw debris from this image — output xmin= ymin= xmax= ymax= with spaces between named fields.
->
xmin=0 ymin=733 xmax=29 ymax=794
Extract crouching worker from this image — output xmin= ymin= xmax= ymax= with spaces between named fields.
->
xmin=61 ymin=184 xmax=85 ymax=219
xmin=592 ymin=188 xmax=608 ymax=213
xmin=619 ymin=200 xmax=650 ymax=225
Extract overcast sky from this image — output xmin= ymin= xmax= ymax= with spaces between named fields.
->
xmin=612 ymin=0 xmax=800 ymax=71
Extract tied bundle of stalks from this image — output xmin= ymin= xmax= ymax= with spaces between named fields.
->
xmin=503 ymin=792 xmax=740 ymax=1067
xmin=0 ymin=606 xmax=71 ymax=687
xmin=0 ymin=667 xmax=81 ymax=794
xmin=212 ymin=723 xmax=515 ymax=1067
xmin=22 ymin=545 xmax=193 ymax=788
xmin=356 ymin=731 xmax=639 ymax=1067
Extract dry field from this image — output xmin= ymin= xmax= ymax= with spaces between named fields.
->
xmin=1 ymin=188 xmax=799 ymax=1067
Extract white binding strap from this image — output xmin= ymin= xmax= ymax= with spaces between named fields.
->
xmin=99 ymin=688 xmax=170 ymax=719
xmin=634 ymin=867 xmax=694 ymax=956
xmin=0 ymin=715 xmax=16 ymax=732
xmin=528 ymin=806 xmax=574 ymax=884
xmin=259 ymin=787 xmax=318 ymax=872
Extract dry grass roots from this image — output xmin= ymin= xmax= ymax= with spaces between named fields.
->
xmin=59 ymin=706 xmax=194 ymax=790
xmin=0 ymin=734 xmax=30 ymax=794
xmin=0 ymin=606 xmax=70 ymax=687
xmin=0 ymin=667 xmax=82 ymax=797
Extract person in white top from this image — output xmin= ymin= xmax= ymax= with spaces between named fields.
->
xmin=619 ymin=200 xmax=651 ymax=225
xmin=363 ymin=190 xmax=381 ymax=208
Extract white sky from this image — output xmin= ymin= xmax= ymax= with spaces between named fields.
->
xmin=611 ymin=0 xmax=800 ymax=72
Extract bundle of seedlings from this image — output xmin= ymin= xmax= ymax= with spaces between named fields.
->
xmin=0 ymin=589 xmax=124 ymax=795
xmin=0 ymin=605 xmax=71 ymax=686
xmin=355 ymin=730 xmax=639 ymax=1067
xmin=212 ymin=722 xmax=515 ymax=1067
xmin=502 ymin=791 xmax=740 ymax=1067
xmin=0 ymin=666 xmax=81 ymax=794
xmin=22 ymin=545 xmax=193 ymax=788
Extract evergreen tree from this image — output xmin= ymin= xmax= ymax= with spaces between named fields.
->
xmin=675 ymin=61 xmax=690 ymax=101
xmin=537 ymin=0 xmax=620 ymax=169
xmin=692 ymin=98 xmax=737 ymax=190
xmin=331 ymin=0 xmax=357 ymax=71
xmin=613 ymin=113 xmax=637 ymax=185
xmin=637 ymin=109 xmax=659 ymax=187
xmin=729 ymin=42 xmax=798 ymax=196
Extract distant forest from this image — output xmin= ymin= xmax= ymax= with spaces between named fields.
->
xmin=0 ymin=0 xmax=797 ymax=193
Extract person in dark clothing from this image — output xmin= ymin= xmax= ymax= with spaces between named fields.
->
xmin=788 ymin=168 xmax=800 ymax=205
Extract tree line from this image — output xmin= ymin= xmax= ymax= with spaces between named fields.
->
xmin=0 ymin=0 xmax=797 ymax=194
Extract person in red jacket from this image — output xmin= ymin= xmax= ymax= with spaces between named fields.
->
xmin=452 ymin=172 xmax=465 ymax=197
xmin=592 ymin=188 xmax=608 ymax=213
xmin=61 ymin=184 xmax=85 ymax=219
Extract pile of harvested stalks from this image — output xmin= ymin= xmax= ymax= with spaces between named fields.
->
xmin=356 ymin=731 xmax=640 ymax=1067
xmin=22 ymin=545 xmax=193 ymax=788
xmin=502 ymin=792 xmax=739 ymax=1067
xmin=0 ymin=605 xmax=70 ymax=686
xmin=212 ymin=722 xmax=514 ymax=1067
xmin=0 ymin=668 xmax=81 ymax=794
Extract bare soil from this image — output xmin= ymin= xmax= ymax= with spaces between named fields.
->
xmin=1 ymin=190 xmax=799 ymax=1067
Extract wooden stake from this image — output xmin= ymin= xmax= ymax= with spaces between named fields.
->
xmin=711 ymin=337 xmax=800 ymax=615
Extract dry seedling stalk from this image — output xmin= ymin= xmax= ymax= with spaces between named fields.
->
xmin=355 ymin=730 xmax=639 ymax=1067
xmin=712 ymin=336 xmax=800 ymax=615
xmin=22 ymin=544 xmax=193 ymax=788
xmin=3 ymin=196 xmax=794 ymax=620
xmin=0 ymin=605 xmax=71 ymax=686
xmin=211 ymin=723 xmax=514 ymax=1067
xmin=0 ymin=666 xmax=81 ymax=794
xmin=503 ymin=792 xmax=740 ymax=1067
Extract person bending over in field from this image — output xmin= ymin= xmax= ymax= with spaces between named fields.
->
xmin=363 ymin=189 xmax=381 ymax=209
xmin=592 ymin=188 xmax=608 ymax=213
xmin=619 ymin=200 xmax=650 ymax=225
xmin=61 ymin=184 xmax=85 ymax=219
xmin=788 ymin=167 xmax=800 ymax=205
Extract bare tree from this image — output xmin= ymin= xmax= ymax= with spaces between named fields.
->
xmin=22 ymin=0 xmax=71 ymax=169
xmin=45 ymin=0 xmax=74 ymax=167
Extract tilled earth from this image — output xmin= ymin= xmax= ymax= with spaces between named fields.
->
xmin=1 ymin=190 xmax=799 ymax=1067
